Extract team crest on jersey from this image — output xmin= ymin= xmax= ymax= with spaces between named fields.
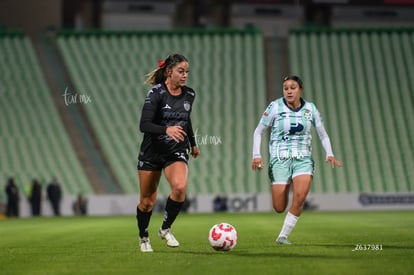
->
xmin=303 ymin=109 xmax=312 ymax=120
xmin=184 ymin=101 xmax=191 ymax=111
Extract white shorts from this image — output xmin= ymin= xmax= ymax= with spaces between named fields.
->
xmin=268 ymin=156 xmax=314 ymax=185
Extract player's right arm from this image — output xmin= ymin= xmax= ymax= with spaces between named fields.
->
xmin=251 ymin=102 xmax=275 ymax=171
xmin=252 ymin=123 xmax=267 ymax=171
xmin=140 ymin=89 xmax=167 ymax=134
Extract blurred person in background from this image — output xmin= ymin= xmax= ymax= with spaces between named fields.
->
xmin=47 ymin=177 xmax=62 ymax=216
xmin=28 ymin=179 xmax=42 ymax=216
xmin=135 ymin=54 xmax=200 ymax=252
xmin=213 ymin=195 xmax=228 ymax=212
xmin=5 ymin=177 xmax=20 ymax=217
xmin=252 ymin=75 xmax=342 ymax=244
xmin=72 ymin=193 xmax=87 ymax=216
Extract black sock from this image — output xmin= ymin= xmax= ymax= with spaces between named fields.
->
xmin=161 ymin=197 xmax=183 ymax=230
xmin=136 ymin=207 xmax=152 ymax=238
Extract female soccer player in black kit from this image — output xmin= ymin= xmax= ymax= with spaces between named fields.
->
xmin=136 ymin=54 xmax=200 ymax=252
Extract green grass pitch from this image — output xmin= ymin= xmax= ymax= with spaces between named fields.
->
xmin=1 ymin=211 xmax=413 ymax=275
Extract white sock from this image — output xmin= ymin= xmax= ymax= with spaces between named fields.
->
xmin=278 ymin=212 xmax=299 ymax=238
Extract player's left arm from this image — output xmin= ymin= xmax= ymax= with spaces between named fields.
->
xmin=313 ymin=105 xmax=343 ymax=168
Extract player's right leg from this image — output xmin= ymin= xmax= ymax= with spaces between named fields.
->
xmin=271 ymin=183 xmax=291 ymax=213
xmin=136 ymin=170 xmax=161 ymax=252
xmin=272 ymin=183 xmax=295 ymax=244
xmin=269 ymin=158 xmax=292 ymax=213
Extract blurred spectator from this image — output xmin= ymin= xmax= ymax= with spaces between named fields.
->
xmin=47 ymin=177 xmax=62 ymax=216
xmin=181 ymin=196 xmax=191 ymax=213
xmin=28 ymin=179 xmax=42 ymax=216
xmin=303 ymin=199 xmax=318 ymax=211
xmin=213 ymin=195 xmax=228 ymax=212
xmin=72 ymin=193 xmax=87 ymax=216
xmin=5 ymin=177 xmax=20 ymax=217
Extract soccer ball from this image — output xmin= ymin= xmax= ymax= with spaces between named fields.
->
xmin=208 ymin=222 xmax=238 ymax=251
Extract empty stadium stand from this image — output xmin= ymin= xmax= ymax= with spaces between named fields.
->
xmin=0 ymin=32 xmax=94 ymax=199
xmin=56 ymin=29 xmax=270 ymax=195
xmin=288 ymin=27 xmax=414 ymax=193
xmin=3 ymin=26 xmax=411 ymax=202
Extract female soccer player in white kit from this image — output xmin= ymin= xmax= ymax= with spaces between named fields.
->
xmin=251 ymin=75 xmax=343 ymax=244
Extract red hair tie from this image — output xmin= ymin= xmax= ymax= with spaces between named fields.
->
xmin=158 ymin=60 xmax=165 ymax=68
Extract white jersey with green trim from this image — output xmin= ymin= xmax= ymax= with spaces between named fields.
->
xmin=259 ymin=97 xmax=332 ymax=160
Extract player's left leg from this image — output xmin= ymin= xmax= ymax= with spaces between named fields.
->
xmin=290 ymin=174 xmax=312 ymax=216
xmin=276 ymin=157 xmax=313 ymax=244
xmin=159 ymin=161 xmax=188 ymax=247
xmin=276 ymin=174 xmax=312 ymax=244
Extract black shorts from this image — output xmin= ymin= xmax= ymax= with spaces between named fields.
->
xmin=137 ymin=146 xmax=189 ymax=171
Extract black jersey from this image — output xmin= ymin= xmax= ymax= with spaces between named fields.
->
xmin=139 ymin=83 xmax=196 ymax=154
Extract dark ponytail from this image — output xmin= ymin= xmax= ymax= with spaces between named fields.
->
xmin=145 ymin=54 xmax=188 ymax=86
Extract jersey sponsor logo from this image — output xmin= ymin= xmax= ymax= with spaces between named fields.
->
xmin=163 ymin=111 xmax=189 ymax=120
xmin=278 ymin=112 xmax=302 ymax=120
xmin=162 ymin=104 xmax=172 ymax=109
xmin=288 ymin=122 xmax=304 ymax=135
xmin=279 ymin=112 xmax=287 ymax=118
xmin=282 ymin=122 xmax=304 ymax=141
